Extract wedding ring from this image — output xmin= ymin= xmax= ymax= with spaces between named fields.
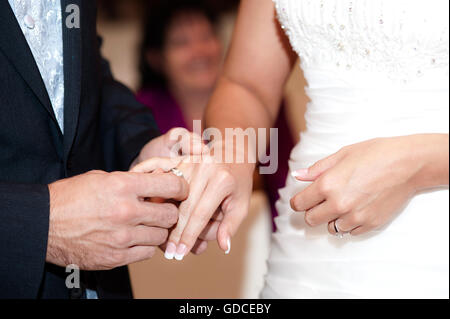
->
xmin=334 ymin=220 xmax=344 ymax=238
xmin=170 ymin=168 xmax=184 ymax=178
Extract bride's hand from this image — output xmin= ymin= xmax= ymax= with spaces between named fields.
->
xmin=290 ymin=134 xmax=448 ymax=236
xmin=131 ymin=146 xmax=254 ymax=259
xmin=140 ymin=141 xmax=254 ymax=260
xmin=130 ymin=156 xmax=211 ymax=255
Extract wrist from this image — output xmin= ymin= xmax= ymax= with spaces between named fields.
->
xmin=407 ymin=134 xmax=449 ymax=191
xmin=208 ymin=138 xmax=257 ymax=170
xmin=46 ymin=182 xmax=64 ymax=266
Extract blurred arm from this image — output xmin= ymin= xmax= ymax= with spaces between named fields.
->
xmin=205 ymin=0 xmax=297 ymax=137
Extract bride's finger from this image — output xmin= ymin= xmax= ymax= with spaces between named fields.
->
xmin=293 ymin=150 xmax=345 ymax=182
xmin=334 ymin=212 xmax=365 ymax=233
xmin=199 ymin=220 xmax=220 ymax=241
xmin=130 ymin=156 xmax=184 ymax=173
xmin=328 ymin=220 xmax=338 ymax=236
xmin=191 ymin=240 xmax=208 ymax=255
xmin=304 ymin=200 xmax=346 ymax=227
xmin=327 ymin=220 xmax=350 ymax=236
xmin=217 ymin=195 xmax=250 ymax=254
xmin=290 ymin=181 xmax=326 ymax=212
xmin=211 ymin=209 xmax=224 ymax=222
xmin=350 ymin=226 xmax=369 ymax=236
xmin=176 ymin=180 xmax=232 ymax=259
xmin=164 ymin=166 xmax=209 ymax=260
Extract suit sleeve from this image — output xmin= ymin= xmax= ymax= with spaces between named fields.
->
xmin=98 ymin=38 xmax=160 ymax=172
xmin=0 ymin=182 xmax=50 ymax=298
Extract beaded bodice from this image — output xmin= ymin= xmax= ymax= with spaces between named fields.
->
xmin=274 ymin=0 xmax=449 ymax=83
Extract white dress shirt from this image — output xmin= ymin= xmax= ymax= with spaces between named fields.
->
xmin=8 ymin=0 xmax=65 ymax=132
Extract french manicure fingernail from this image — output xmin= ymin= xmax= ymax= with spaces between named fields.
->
xmin=225 ymin=238 xmax=231 ymax=255
xmin=164 ymin=242 xmax=176 ymax=260
xmin=174 ymin=244 xmax=187 ymax=261
xmin=291 ymin=169 xmax=308 ymax=178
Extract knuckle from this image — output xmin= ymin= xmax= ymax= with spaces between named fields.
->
xmin=350 ymin=211 xmax=365 ymax=226
xmin=155 ymin=228 xmax=169 ymax=245
xmin=168 ymin=127 xmax=186 ymax=139
xmin=216 ymin=169 xmax=231 ymax=183
xmin=216 ymin=169 xmax=234 ymax=185
xmin=166 ymin=175 xmax=185 ymax=195
xmin=367 ymin=218 xmax=380 ymax=230
xmin=162 ymin=204 xmax=179 ymax=226
xmin=108 ymin=249 xmax=126 ymax=268
xmin=332 ymin=198 xmax=350 ymax=214
xmin=115 ymin=202 xmax=133 ymax=222
xmin=114 ymin=230 xmax=132 ymax=248
xmin=167 ymin=127 xmax=179 ymax=136
xmin=318 ymin=177 xmax=333 ymax=196
xmin=193 ymin=211 xmax=210 ymax=225
xmin=304 ymin=211 xmax=316 ymax=227
xmin=101 ymin=259 xmax=115 ymax=270
xmin=109 ymin=173 xmax=129 ymax=193
xmin=147 ymin=247 xmax=157 ymax=259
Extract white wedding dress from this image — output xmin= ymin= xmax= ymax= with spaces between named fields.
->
xmin=261 ymin=0 xmax=449 ymax=298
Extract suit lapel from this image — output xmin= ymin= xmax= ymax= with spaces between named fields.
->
xmin=0 ymin=1 xmax=57 ymax=125
xmin=62 ymin=0 xmax=82 ymax=159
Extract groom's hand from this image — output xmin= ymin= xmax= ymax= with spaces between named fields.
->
xmin=46 ymin=170 xmax=188 ymax=270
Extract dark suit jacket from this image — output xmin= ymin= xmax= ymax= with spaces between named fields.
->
xmin=0 ymin=0 xmax=160 ymax=298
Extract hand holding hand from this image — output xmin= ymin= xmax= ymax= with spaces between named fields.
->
xmin=46 ymin=170 xmax=188 ymax=270
xmin=131 ymin=143 xmax=255 ymax=260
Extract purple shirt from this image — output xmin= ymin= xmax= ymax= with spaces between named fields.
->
xmin=137 ymin=88 xmax=187 ymax=134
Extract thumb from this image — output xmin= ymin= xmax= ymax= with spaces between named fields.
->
xmin=292 ymin=151 xmax=344 ymax=181
xmin=166 ymin=128 xmax=208 ymax=156
xmin=130 ymin=156 xmax=184 ymax=173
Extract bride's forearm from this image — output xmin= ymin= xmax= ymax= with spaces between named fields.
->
xmin=204 ymin=75 xmax=282 ymax=168
xmin=205 ymin=75 xmax=278 ymax=134
xmin=409 ymin=134 xmax=449 ymax=190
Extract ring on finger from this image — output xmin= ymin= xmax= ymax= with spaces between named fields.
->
xmin=171 ymin=168 xmax=184 ymax=178
xmin=333 ymin=220 xmax=344 ymax=239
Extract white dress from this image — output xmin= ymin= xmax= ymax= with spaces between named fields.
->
xmin=262 ymin=0 xmax=449 ymax=299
